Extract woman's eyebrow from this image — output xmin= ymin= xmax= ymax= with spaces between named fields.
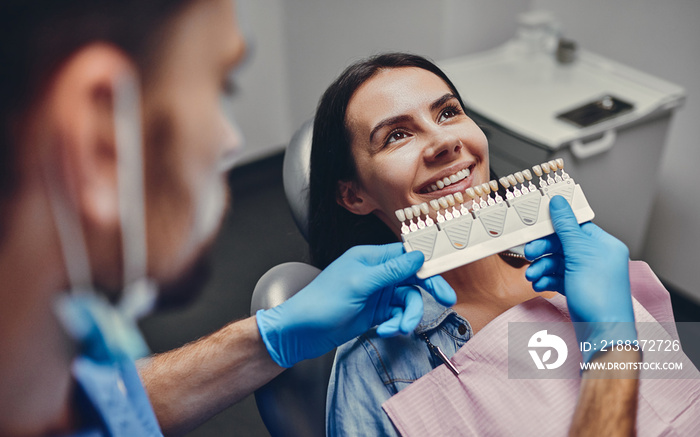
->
xmin=430 ymin=93 xmax=458 ymax=112
xmin=369 ymin=114 xmax=412 ymax=143
xmin=368 ymin=93 xmax=458 ymax=143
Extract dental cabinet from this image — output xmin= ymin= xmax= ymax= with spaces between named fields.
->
xmin=439 ymin=34 xmax=685 ymax=258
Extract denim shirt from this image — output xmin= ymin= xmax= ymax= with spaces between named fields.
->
xmin=326 ymin=291 xmax=472 ymax=437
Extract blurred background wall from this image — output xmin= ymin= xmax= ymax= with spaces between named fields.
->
xmin=227 ymin=0 xmax=700 ymax=301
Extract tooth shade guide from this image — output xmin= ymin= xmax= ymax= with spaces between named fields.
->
xmin=464 ymin=187 xmax=480 ymax=211
xmin=513 ymin=171 xmax=527 ymax=193
xmin=522 ymin=169 xmax=536 ymax=192
xmin=490 ymin=180 xmax=504 ymax=203
xmin=479 ymin=183 xmax=494 ymax=206
xmin=398 ymin=160 xmax=594 ymax=278
xmin=412 ymin=204 xmax=426 ymax=229
xmin=547 ymin=159 xmax=559 ymax=181
xmin=454 ymin=191 xmax=469 ymax=215
xmin=508 ymin=175 xmax=523 ymax=197
xmin=534 ymin=165 xmax=548 ymax=188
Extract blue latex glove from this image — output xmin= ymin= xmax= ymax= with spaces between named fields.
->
xmin=256 ymin=243 xmax=456 ymax=368
xmin=524 ymin=195 xmax=636 ymax=363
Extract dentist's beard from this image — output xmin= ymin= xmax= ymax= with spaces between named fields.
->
xmin=155 ymin=248 xmax=213 ymax=310
xmin=141 ymin=111 xmax=232 ymax=311
xmin=152 ymin=185 xmax=231 ymax=311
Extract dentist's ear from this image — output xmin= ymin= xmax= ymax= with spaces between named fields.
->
xmin=336 ymin=180 xmax=378 ymax=216
xmin=46 ymin=43 xmax=138 ymax=236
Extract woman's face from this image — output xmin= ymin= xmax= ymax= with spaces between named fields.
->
xmin=340 ymin=67 xmax=489 ymax=235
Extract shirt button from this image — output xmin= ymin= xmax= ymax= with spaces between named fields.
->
xmin=458 ymin=324 xmax=468 ymax=335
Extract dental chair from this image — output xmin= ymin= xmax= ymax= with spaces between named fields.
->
xmin=250 ymin=120 xmax=334 ymax=437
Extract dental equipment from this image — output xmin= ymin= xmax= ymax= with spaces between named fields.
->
xmin=394 ymin=159 xmax=594 ymax=278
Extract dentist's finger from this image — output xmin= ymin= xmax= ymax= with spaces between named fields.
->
xmin=524 ymin=234 xmax=562 ymax=260
xmin=526 ymin=254 xmax=564 ymax=282
xmin=413 ymin=274 xmax=456 ymax=307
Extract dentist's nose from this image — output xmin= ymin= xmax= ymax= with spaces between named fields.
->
xmin=423 ymin=131 xmax=462 ymax=163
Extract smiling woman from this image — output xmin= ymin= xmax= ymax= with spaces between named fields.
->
xmin=309 ymin=53 xmax=479 ymax=270
xmin=338 ymin=67 xmax=489 ymax=232
xmin=309 ymin=53 xmax=557 ymax=436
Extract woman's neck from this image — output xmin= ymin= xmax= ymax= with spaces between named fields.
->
xmin=441 ymin=254 xmax=555 ymax=333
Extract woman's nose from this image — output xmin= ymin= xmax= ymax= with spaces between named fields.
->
xmin=423 ymin=131 xmax=462 ymax=163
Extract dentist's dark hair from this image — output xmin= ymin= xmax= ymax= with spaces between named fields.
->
xmin=309 ymin=53 xmax=468 ymax=269
xmin=0 ymin=0 xmax=194 ymax=236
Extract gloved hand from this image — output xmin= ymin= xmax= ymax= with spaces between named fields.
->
xmin=524 ymin=195 xmax=636 ymax=363
xmin=256 ymin=243 xmax=456 ymax=368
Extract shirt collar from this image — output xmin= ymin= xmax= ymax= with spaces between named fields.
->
xmin=415 ymin=288 xmax=456 ymax=335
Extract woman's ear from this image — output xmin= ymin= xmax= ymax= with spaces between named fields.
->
xmin=336 ymin=180 xmax=377 ymax=215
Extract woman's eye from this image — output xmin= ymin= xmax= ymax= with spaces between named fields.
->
xmin=385 ymin=131 xmax=408 ymax=145
xmin=439 ymin=106 xmax=461 ymax=123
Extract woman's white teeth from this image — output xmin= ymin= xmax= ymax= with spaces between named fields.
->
xmin=424 ymin=167 xmax=471 ymax=193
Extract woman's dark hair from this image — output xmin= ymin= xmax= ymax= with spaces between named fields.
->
xmin=308 ymin=53 xmax=469 ymax=268
xmin=0 ymin=0 xmax=193 ymax=235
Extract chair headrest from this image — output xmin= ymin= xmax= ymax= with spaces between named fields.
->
xmin=282 ymin=119 xmax=314 ymax=240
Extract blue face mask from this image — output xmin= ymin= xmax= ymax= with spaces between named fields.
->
xmin=53 ymin=284 xmax=153 ymax=363
xmin=45 ymin=74 xmax=157 ymax=364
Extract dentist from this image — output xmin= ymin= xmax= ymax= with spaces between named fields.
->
xmin=0 ymin=1 xmax=454 ymax=435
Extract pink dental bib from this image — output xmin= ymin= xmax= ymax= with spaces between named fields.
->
xmin=383 ymin=261 xmax=700 ymax=436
